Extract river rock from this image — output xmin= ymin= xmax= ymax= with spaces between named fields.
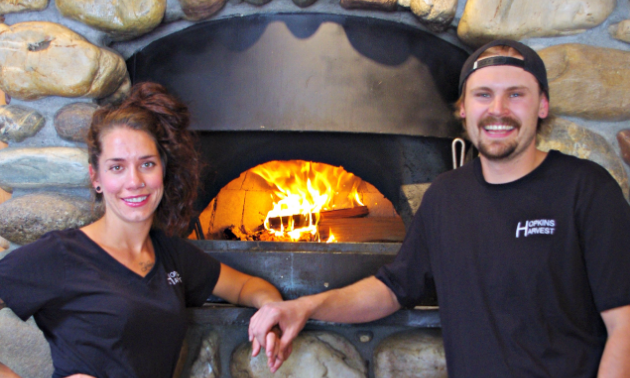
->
xmin=0 ymin=105 xmax=45 ymax=143
xmin=340 ymin=0 xmax=397 ymax=11
xmin=0 ymin=147 xmax=90 ymax=190
xmin=458 ymin=0 xmax=616 ymax=46
xmin=609 ymin=20 xmax=630 ymax=43
xmin=409 ymin=0 xmax=457 ymax=30
xmin=56 ymin=0 xmax=166 ymax=40
xmin=190 ymin=330 xmax=220 ymax=378
xmin=180 ymin=0 xmax=227 ymax=20
xmin=0 ymin=22 xmax=127 ymax=101
xmin=539 ymin=44 xmax=630 ymax=121
xmin=97 ymin=74 xmax=131 ymax=106
xmin=231 ymin=332 xmax=367 ymax=378
xmin=292 ymin=0 xmax=317 ymax=8
xmin=0 ymin=0 xmax=48 ymax=14
xmin=0 ymin=192 xmax=99 ymax=245
xmin=54 ymin=102 xmax=98 ymax=143
xmin=374 ymin=330 xmax=446 ymax=378
xmin=537 ymin=117 xmax=630 ymax=200
xmin=399 ymin=183 xmax=431 ymax=226
xmin=0 ymin=308 xmax=53 ymax=378
xmin=617 ymin=129 xmax=630 ymax=167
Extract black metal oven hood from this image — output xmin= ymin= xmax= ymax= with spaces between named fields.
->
xmin=127 ymin=13 xmax=468 ymax=138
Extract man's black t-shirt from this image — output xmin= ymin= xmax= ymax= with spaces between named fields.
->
xmin=0 ymin=228 xmax=221 ymax=378
xmin=377 ymin=150 xmax=630 ymax=378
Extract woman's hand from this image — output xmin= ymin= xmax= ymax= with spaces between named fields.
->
xmin=248 ymin=299 xmax=311 ymax=372
xmin=250 ymin=326 xmax=292 ymax=373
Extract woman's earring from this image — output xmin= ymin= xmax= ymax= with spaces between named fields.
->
xmin=95 ymin=186 xmax=101 ymax=193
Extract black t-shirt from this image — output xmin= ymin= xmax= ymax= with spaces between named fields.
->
xmin=0 ymin=228 xmax=221 ymax=378
xmin=377 ymin=150 xmax=630 ymax=378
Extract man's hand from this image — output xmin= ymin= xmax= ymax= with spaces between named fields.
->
xmin=248 ymin=277 xmax=401 ymax=373
xmin=248 ymin=299 xmax=311 ymax=372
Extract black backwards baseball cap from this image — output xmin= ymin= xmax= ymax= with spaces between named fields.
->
xmin=458 ymin=39 xmax=549 ymax=100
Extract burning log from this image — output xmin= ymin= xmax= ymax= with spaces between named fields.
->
xmin=267 ymin=206 xmax=369 ymax=230
xmin=321 ymin=206 xmax=369 ymax=219
xmin=223 ymin=224 xmax=319 ymax=242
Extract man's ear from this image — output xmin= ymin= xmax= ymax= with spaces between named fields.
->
xmin=459 ymin=102 xmax=466 ymax=119
xmin=538 ymin=93 xmax=549 ymax=119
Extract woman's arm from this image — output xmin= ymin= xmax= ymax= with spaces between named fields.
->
xmin=211 ymin=263 xmax=282 ymax=309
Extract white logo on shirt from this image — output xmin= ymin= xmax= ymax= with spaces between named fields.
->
xmin=516 ymin=219 xmax=556 ymax=238
xmin=167 ymin=271 xmax=183 ymax=285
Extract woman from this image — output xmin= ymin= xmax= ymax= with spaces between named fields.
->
xmin=0 ymin=82 xmax=283 ymax=378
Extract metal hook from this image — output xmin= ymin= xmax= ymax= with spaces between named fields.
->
xmin=452 ymin=138 xmax=466 ymax=169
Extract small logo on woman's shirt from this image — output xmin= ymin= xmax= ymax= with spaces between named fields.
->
xmin=167 ymin=271 xmax=183 ymax=285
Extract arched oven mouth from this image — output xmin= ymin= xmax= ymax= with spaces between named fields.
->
xmin=126 ymin=13 xmax=467 ymax=232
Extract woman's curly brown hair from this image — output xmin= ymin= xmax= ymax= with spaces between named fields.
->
xmin=87 ymin=82 xmax=200 ymax=236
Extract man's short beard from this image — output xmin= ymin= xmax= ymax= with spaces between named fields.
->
xmin=478 ymin=139 xmax=518 ymax=160
xmin=477 ymin=115 xmax=521 ymax=161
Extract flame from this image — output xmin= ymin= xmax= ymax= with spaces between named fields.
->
xmin=250 ymin=160 xmax=363 ymax=242
xmin=326 ymin=231 xmax=336 ymax=243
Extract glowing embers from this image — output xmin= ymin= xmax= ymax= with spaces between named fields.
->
xmin=251 ymin=160 xmax=364 ymax=242
xmin=197 ymin=160 xmax=405 ymax=243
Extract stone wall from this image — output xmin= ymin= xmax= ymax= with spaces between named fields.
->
xmin=2 ymin=0 xmax=630 ymax=377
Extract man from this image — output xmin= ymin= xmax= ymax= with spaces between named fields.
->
xmin=248 ymin=39 xmax=630 ymax=377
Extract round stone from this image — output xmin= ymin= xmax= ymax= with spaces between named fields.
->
xmin=374 ymin=330 xmax=446 ymax=378
xmin=0 ymin=21 xmax=128 ymax=101
xmin=56 ymin=0 xmax=166 ymax=40
xmin=537 ymin=117 xmax=630 ymax=200
xmin=54 ymin=102 xmax=98 ymax=143
xmin=0 ymin=105 xmax=46 ymax=143
xmin=0 ymin=147 xmax=90 ymax=190
xmin=0 ymin=192 xmax=100 ymax=245
xmin=0 ymin=309 xmax=53 ymax=378
xmin=231 ymin=331 xmax=367 ymax=377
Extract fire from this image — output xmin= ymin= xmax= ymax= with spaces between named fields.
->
xmin=250 ymin=160 xmax=364 ymax=242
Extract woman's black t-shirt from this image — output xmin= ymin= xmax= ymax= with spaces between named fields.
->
xmin=0 ymin=228 xmax=221 ymax=378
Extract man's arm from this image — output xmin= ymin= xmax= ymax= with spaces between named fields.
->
xmin=0 ymin=362 xmax=21 ymax=378
xmin=598 ymin=304 xmax=630 ymax=377
xmin=248 ymin=276 xmax=401 ymax=372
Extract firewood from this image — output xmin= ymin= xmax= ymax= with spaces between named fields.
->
xmin=320 ymin=206 xmax=369 ymax=219
xmin=319 ymin=217 xmax=405 ymax=243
